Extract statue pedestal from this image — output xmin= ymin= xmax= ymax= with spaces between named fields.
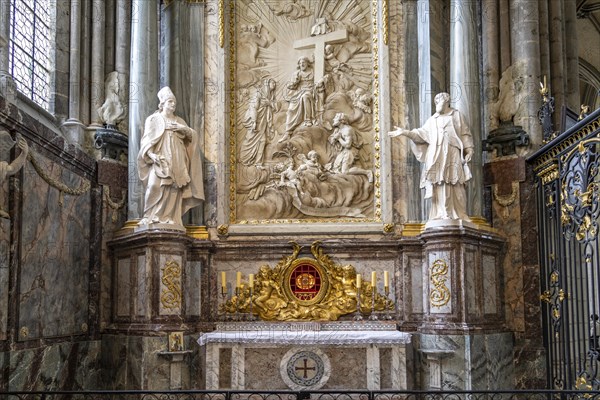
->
xmin=198 ymin=322 xmax=412 ymax=390
xmin=103 ymin=230 xmax=212 ymax=389
xmin=402 ymin=225 xmax=514 ymax=389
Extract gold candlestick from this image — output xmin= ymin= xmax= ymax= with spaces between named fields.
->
xmin=369 ymin=282 xmax=378 ymax=321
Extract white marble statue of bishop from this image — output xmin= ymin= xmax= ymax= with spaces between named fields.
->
xmin=137 ymin=86 xmax=204 ymax=229
xmin=389 ymin=92 xmax=474 ymax=222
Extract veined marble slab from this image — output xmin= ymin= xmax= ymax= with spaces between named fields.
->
xmin=198 ymin=329 xmax=411 ymax=346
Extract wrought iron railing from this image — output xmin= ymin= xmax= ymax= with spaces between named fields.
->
xmin=1 ymin=391 xmax=600 ymax=400
xmin=530 ymin=106 xmax=600 ymax=391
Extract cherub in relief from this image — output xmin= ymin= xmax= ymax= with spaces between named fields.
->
xmin=272 ymin=0 xmax=310 ymax=21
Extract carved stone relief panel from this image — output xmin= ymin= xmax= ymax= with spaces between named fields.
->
xmin=231 ymin=0 xmax=379 ymax=223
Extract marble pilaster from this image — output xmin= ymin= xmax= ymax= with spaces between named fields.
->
xmin=449 ymin=0 xmax=483 ymax=217
xmin=128 ymin=0 xmax=159 ymax=220
xmin=366 ymin=345 xmax=381 ymax=390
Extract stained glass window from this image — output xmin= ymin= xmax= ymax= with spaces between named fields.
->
xmin=9 ymin=0 xmax=54 ymax=111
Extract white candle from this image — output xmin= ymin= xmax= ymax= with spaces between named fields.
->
xmin=249 ymin=273 xmax=254 ymax=289
xmin=384 ymin=271 xmax=389 ymax=288
xmin=236 ymin=271 xmax=241 ymax=288
xmin=371 ymin=271 xmax=376 ymax=286
xmin=356 ymin=274 xmax=362 ymax=289
xmin=221 ymin=271 xmax=227 ymax=289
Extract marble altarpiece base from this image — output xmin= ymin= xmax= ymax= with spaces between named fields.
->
xmin=103 ymin=220 xmax=511 ymax=390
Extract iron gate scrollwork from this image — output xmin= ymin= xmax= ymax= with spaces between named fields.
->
xmin=531 ymin=109 xmax=600 ymax=390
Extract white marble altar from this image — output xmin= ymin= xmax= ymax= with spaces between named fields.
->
xmin=198 ymin=323 xmax=412 ymax=390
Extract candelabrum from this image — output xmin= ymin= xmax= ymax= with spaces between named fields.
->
xmin=247 ymin=287 xmax=256 ymax=321
xmin=354 ymin=290 xmax=364 ymax=321
xmin=234 ymin=287 xmax=241 ymax=321
xmin=221 ymin=286 xmax=229 ymax=321
xmin=368 ymin=285 xmax=378 ymax=321
xmin=384 ymin=286 xmax=393 ymax=320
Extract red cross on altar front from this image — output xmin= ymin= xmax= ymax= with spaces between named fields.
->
xmin=293 ymin=28 xmax=348 ymax=83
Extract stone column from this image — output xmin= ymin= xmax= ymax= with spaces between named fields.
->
xmin=481 ymin=0 xmax=499 ymax=141
xmin=128 ymin=0 xmax=159 ymax=221
xmin=548 ymin=0 xmax=565 ymax=117
xmin=449 ymin=0 xmax=482 ymax=217
xmin=62 ymin=0 xmax=86 ymax=144
xmin=115 ymin=0 xmax=131 ymax=134
xmin=104 ymin=0 xmax=116 ymax=73
xmin=511 ymin=0 xmax=541 ymax=147
xmin=80 ymin=0 xmax=92 ymax=125
xmin=0 ymin=0 xmax=16 ymax=99
xmin=160 ymin=0 xmax=206 ymax=227
xmin=401 ymin=0 xmax=424 ymax=222
xmin=90 ymin=0 xmax=105 ymax=127
xmin=564 ymin=0 xmax=580 ymax=110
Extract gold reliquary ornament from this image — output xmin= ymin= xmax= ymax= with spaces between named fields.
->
xmin=220 ymin=242 xmax=394 ymax=321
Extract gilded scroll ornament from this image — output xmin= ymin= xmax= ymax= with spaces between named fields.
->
xmin=429 ymin=259 xmax=451 ymax=308
xmin=221 ymin=241 xmax=393 ymax=321
xmin=559 ymin=138 xmax=600 ymax=242
xmin=161 ymin=260 xmax=182 ymax=309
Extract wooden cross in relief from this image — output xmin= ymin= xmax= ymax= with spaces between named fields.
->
xmin=293 ymin=28 xmax=348 ymax=83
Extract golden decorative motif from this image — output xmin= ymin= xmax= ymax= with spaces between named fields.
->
xmin=81 ymin=323 xmax=88 ymax=333
xmin=532 ymin=116 xmax=600 ymax=179
xmin=161 ymin=260 xmax=182 ymax=309
xmin=559 ymin=138 xmax=600 ymax=241
xmin=429 ymin=259 xmax=451 ymax=308
xmin=217 ymin=224 xmax=229 ymax=236
xmin=371 ymin=0 xmax=382 ymax=222
xmin=20 ymin=326 xmax=28 ymax=338
xmin=218 ymin=0 xmax=225 ymax=48
xmin=382 ymin=0 xmax=389 ymax=45
xmin=27 ymin=151 xmax=91 ymax=206
xmin=295 ymin=273 xmax=316 ymax=290
xmin=186 ymin=225 xmax=209 ymax=239
xmin=578 ymin=104 xmax=590 ymax=121
xmin=383 ymin=223 xmax=394 ymax=233
xmin=222 ymin=242 xmax=393 ymax=321
xmin=228 ymin=0 xmax=236 ymax=222
xmin=401 ymin=223 xmax=425 ymax=237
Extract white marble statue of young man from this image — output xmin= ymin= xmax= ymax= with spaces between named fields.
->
xmin=137 ymin=87 xmax=204 ymax=228
xmin=388 ymin=92 xmax=474 ymax=221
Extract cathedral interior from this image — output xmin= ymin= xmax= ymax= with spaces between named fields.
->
xmin=1 ymin=0 xmax=600 ymax=392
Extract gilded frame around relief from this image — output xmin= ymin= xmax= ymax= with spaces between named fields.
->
xmin=227 ymin=0 xmax=384 ymax=225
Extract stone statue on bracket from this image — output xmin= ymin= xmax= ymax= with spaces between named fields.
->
xmin=137 ymin=87 xmax=204 ymax=229
xmin=0 ymin=132 xmax=28 ymax=218
xmin=98 ymin=71 xmax=126 ymax=129
xmin=389 ymin=92 xmax=474 ymax=222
